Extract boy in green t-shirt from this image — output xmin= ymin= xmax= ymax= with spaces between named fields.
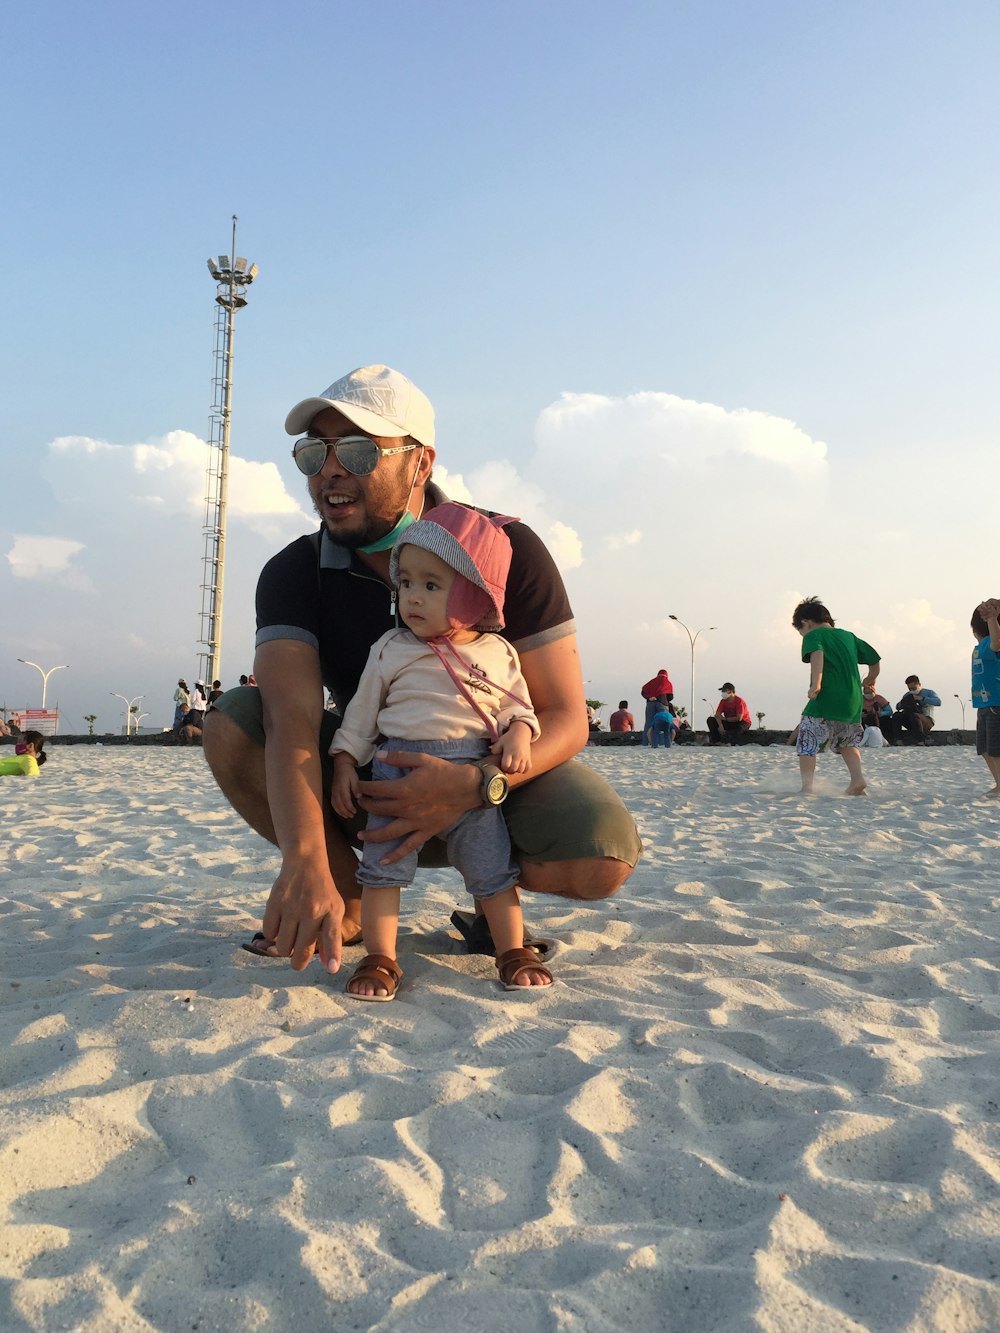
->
xmin=792 ymin=597 xmax=881 ymax=796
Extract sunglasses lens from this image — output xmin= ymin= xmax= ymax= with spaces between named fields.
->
xmin=292 ymin=440 xmax=329 ymax=476
xmin=334 ymin=437 xmax=380 ymax=475
xmin=292 ymin=435 xmax=381 ymax=476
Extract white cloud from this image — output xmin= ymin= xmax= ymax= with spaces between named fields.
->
xmin=535 ymin=390 xmax=828 ymax=480
xmin=546 ymin=520 xmax=583 ymax=570
xmin=7 ymin=535 xmax=91 ymax=588
xmin=50 ymin=431 xmax=204 ymax=513
xmin=6 ymin=394 xmax=993 ymax=736
xmin=428 ymin=463 xmax=474 ymax=504
xmin=0 ymin=431 xmax=317 ymax=731
xmin=606 ymin=529 xmax=642 ymax=550
xmin=48 ymin=432 xmax=312 ymax=534
xmin=432 ymin=462 xmax=583 ymax=572
xmin=861 ymin=600 xmax=958 ymax=654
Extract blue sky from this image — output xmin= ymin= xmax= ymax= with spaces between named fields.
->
xmin=3 ymin=2 xmax=998 ymax=733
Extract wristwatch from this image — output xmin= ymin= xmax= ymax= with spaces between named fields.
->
xmin=471 ymin=759 xmax=510 ymax=806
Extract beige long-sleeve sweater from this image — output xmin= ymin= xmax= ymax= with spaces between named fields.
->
xmin=329 ymin=629 xmax=540 ymax=767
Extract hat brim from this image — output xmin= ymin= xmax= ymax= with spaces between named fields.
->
xmin=284 ymin=396 xmax=409 ymax=439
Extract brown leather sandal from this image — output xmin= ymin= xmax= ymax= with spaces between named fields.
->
xmin=495 ymin=947 xmax=554 ymax=992
xmin=345 ymin=954 xmax=403 ymax=1002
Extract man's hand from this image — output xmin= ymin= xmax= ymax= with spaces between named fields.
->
xmin=356 ymin=750 xmax=480 ymax=864
xmin=262 ymin=860 xmax=344 ymax=974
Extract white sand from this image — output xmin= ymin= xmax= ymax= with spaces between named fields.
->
xmin=2 ymin=745 xmax=1000 ymax=1332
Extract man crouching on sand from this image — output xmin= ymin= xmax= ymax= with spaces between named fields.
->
xmin=792 ymin=596 xmax=881 ymax=797
xmin=203 ymin=363 xmax=641 ymax=974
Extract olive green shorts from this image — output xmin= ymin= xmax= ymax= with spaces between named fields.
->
xmin=212 ymin=685 xmax=641 ymax=869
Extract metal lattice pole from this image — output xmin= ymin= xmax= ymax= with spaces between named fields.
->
xmin=198 ymin=218 xmax=259 ymax=684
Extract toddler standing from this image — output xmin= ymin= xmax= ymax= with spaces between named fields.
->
xmin=330 ymin=502 xmax=554 ymax=1000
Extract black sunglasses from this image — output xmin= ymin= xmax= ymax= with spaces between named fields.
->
xmin=291 ymin=434 xmax=418 ymax=478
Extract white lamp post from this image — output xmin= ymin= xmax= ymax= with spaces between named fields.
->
xmin=110 ymin=693 xmax=144 ymax=737
xmin=668 ymin=615 xmax=717 ymax=724
xmin=17 ymin=659 xmax=68 ymax=710
xmin=954 ymin=694 xmax=967 ymax=728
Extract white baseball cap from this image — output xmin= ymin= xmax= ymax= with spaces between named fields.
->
xmin=284 ymin=364 xmax=435 ymax=446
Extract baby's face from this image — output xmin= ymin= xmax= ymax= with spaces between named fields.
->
xmin=396 ymin=547 xmax=456 ymax=640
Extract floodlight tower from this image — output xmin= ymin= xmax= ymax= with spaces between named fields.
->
xmin=198 ymin=216 xmax=260 ymax=685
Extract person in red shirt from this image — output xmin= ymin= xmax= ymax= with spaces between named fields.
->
xmin=640 ymin=669 xmax=674 ymax=743
xmin=707 ymin=682 xmax=752 ymax=745
xmin=609 ymin=701 xmax=635 ymax=733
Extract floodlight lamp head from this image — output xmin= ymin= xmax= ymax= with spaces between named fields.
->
xmin=247 ymin=262 xmax=259 ymax=281
xmin=219 ymin=255 xmax=230 ymax=269
xmin=235 ymin=257 xmax=247 ymax=272
xmin=207 ymin=258 xmax=220 ymax=278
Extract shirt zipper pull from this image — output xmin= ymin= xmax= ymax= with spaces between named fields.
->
xmin=390 ymin=589 xmax=396 ymax=618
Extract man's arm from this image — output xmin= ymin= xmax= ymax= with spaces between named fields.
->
xmin=255 ymin=639 xmax=345 ymax=973
xmin=357 ymin=633 xmax=589 ymax=863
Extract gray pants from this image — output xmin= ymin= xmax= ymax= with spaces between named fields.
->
xmin=357 ymin=737 xmax=519 ymax=899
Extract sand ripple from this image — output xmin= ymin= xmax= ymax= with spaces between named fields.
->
xmin=2 ymin=746 xmax=1000 ymax=1330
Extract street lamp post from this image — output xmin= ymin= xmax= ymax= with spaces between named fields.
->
xmin=668 ymin=615 xmax=717 ymax=725
xmin=954 ymin=694 xmax=967 ymax=728
xmin=17 ymin=659 xmax=68 ymax=710
xmin=110 ymin=693 xmax=144 ymax=737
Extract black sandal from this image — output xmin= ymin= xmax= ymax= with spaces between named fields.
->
xmin=450 ymin=910 xmax=552 ymax=958
xmin=241 ymin=925 xmax=364 ymax=957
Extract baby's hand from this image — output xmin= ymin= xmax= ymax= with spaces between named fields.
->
xmin=331 ymin=755 xmax=360 ymax=818
xmin=492 ymin=720 xmax=532 ymax=775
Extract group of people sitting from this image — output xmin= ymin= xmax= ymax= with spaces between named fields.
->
xmin=606 ymin=673 xmax=752 ymax=749
xmin=605 ymin=672 xmax=944 ymax=751
xmin=861 ymin=677 xmax=942 ymax=746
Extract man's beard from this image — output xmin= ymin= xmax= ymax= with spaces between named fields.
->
xmin=314 ymin=500 xmax=396 ymax=549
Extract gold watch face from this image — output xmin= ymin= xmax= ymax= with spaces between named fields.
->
xmin=485 ymin=772 xmax=508 ymax=804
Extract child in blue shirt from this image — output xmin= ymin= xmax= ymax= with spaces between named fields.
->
xmin=647 ymin=698 xmax=678 ymax=749
xmin=971 ymin=598 xmax=1000 ymax=795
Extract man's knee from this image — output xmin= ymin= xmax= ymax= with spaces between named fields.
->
xmin=520 ymin=855 xmax=634 ymax=902
xmin=203 ymin=708 xmax=259 ymax=780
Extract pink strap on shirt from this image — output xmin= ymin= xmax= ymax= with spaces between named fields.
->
xmin=426 ymin=637 xmax=531 ymax=742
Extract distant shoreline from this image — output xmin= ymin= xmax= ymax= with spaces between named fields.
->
xmin=584 ymin=727 xmax=976 ymax=748
xmin=3 ymin=728 xmax=978 ymax=749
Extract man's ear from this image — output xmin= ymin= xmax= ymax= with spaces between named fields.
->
xmin=415 ymin=444 xmax=436 ymax=484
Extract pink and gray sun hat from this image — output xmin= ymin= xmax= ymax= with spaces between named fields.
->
xmin=389 ymin=502 xmax=518 ymax=632
xmin=284 ymin=364 xmax=436 ymax=446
